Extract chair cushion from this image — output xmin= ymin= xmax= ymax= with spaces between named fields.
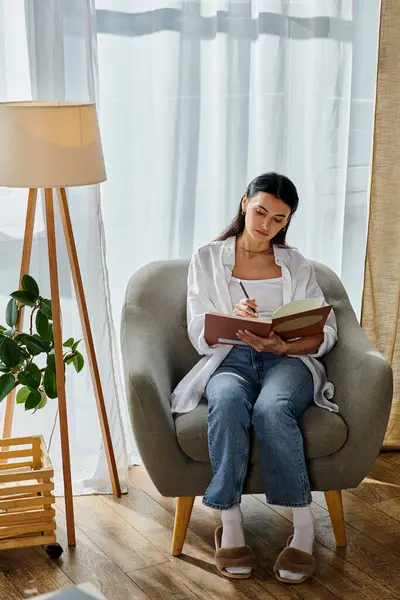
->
xmin=174 ymin=398 xmax=348 ymax=463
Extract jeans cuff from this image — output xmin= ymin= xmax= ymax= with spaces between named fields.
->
xmin=266 ymin=498 xmax=312 ymax=508
xmin=202 ymin=497 xmax=240 ymax=510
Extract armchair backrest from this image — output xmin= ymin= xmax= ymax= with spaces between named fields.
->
xmin=124 ymin=258 xmax=354 ymax=390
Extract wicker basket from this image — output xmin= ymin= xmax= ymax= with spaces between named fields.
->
xmin=0 ymin=435 xmax=57 ymax=551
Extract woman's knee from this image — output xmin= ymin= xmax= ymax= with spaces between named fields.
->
xmin=206 ymin=372 xmax=251 ymax=415
xmin=253 ymin=396 xmax=292 ymax=426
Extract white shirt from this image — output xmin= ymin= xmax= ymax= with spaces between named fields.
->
xmin=229 ymin=276 xmax=283 ymax=320
xmin=171 ymin=236 xmax=339 ymax=415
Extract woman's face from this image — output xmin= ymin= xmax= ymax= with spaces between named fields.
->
xmin=242 ymin=192 xmax=291 ymax=242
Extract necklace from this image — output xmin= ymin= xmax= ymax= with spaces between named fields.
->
xmin=237 ymin=243 xmax=273 ymax=254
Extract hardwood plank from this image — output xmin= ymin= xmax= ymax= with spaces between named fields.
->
xmin=347 ymin=457 xmax=400 ymax=505
xmin=129 ymin=467 xmax=176 ymax=512
xmin=127 ymin=563 xmax=204 ymax=600
xmin=0 ymin=543 xmax=72 ymax=598
xmin=155 ymin=559 xmax=285 ymax=600
xmin=340 ymin=490 xmax=400 ymax=556
xmin=186 ymin=496 xmax=338 ymax=600
xmin=379 ymin=451 xmax=400 ymax=467
xmin=0 ymin=571 xmax=24 ymax=600
xmin=239 ymin=495 xmax=400 ymax=600
xmin=128 ymin=468 xmax=337 ymax=600
xmin=1 ymin=456 xmax=399 ymax=599
xmin=315 ymin=515 xmax=400 ymax=598
xmin=374 ymin=496 xmax=400 ymax=523
xmin=53 ymin=505 xmax=151 ymax=600
xmin=128 ymin=463 xmax=400 ymax=599
xmin=58 ymin=495 xmax=168 ymax=573
xmin=102 ymin=483 xmax=273 ymax=600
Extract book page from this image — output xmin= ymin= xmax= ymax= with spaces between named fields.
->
xmin=272 ymin=297 xmax=323 ymax=319
xmin=273 ymin=314 xmax=324 ymax=334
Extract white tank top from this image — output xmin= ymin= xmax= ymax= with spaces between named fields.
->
xmin=229 ymin=276 xmax=283 ymax=320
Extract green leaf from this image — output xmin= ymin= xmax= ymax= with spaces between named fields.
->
xmin=21 ymin=274 xmax=39 ymax=300
xmin=0 ymin=337 xmax=21 ymax=367
xmin=43 ymin=368 xmax=57 ymax=399
xmin=73 ymin=352 xmax=84 ymax=373
xmin=10 ymin=291 xmax=36 ymax=307
xmin=6 ymin=298 xmax=18 ymax=328
xmin=0 ymin=325 xmax=6 ymax=332
xmin=25 ymin=390 xmax=42 ymax=410
xmin=16 ymin=386 xmax=31 ymax=404
xmin=65 ymin=356 xmax=74 ymax=366
xmin=47 ymin=353 xmax=56 ymax=373
xmin=33 ymin=335 xmax=52 ymax=353
xmin=72 ymin=339 xmax=82 ymax=352
xmin=19 ymin=348 xmax=31 ymax=360
xmin=0 ymin=363 xmax=10 ymax=373
xmin=18 ymin=363 xmax=42 ymax=390
xmin=15 ymin=333 xmax=47 ymax=356
xmin=37 ymin=391 xmax=47 ymax=410
xmin=0 ymin=374 xmax=15 ymax=402
xmin=39 ymin=299 xmax=52 ymax=319
xmin=36 ymin=311 xmax=51 ymax=340
xmin=63 ymin=338 xmax=74 ymax=348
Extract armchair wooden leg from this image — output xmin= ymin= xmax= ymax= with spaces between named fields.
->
xmin=324 ymin=490 xmax=347 ymax=547
xmin=172 ymin=496 xmax=195 ymax=556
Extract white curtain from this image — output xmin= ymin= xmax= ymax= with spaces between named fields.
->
xmin=0 ymin=0 xmax=133 ymax=495
xmin=0 ymin=0 xmax=380 ymax=493
xmin=96 ymin=0 xmax=380 ymax=321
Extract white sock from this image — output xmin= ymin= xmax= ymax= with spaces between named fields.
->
xmin=220 ymin=505 xmax=251 ymax=574
xmin=279 ymin=505 xmax=315 ymax=581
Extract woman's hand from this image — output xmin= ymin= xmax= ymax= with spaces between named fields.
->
xmin=234 ymin=297 xmax=259 ymax=318
xmin=236 ymin=329 xmax=288 ymax=355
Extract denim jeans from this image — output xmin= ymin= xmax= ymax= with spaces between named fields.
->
xmin=202 ymin=347 xmax=314 ymax=510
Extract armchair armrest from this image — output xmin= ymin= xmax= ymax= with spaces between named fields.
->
xmin=321 ymin=302 xmax=393 ymax=485
xmin=120 ymin=303 xmax=192 ymax=494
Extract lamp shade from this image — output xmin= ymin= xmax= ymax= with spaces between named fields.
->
xmin=0 ymin=101 xmax=107 ymax=188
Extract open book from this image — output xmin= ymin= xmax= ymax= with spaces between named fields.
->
xmin=204 ymin=298 xmax=332 ymax=346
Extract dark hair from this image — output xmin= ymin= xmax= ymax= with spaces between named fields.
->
xmin=216 ymin=172 xmax=299 ymax=246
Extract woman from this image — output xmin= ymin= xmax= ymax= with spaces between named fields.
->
xmin=171 ymin=173 xmax=338 ymax=583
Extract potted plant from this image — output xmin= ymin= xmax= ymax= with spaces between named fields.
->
xmin=0 ymin=274 xmax=84 ymax=409
xmin=0 ymin=274 xmax=85 ymax=558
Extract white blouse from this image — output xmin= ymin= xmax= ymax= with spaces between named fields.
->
xmin=229 ymin=276 xmax=283 ymax=320
xmin=171 ymin=236 xmax=339 ymax=415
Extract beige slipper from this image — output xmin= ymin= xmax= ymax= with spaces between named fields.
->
xmin=273 ymin=535 xmax=316 ymax=584
xmin=214 ymin=525 xmax=256 ymax=580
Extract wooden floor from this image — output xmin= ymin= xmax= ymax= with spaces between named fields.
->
xmin=1 ymin=453 xmax=400 ymax=599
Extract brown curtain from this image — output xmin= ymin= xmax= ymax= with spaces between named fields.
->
xmin=361 ymin=0 xmax=400 ymax=449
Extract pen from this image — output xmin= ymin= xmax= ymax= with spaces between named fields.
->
xmin=238 ymin=280 xmax=258 ymax=315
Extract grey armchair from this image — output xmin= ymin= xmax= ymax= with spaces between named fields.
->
xmin=121 ymin=259 xmax=393 ymax=556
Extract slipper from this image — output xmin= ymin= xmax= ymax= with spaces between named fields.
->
xmin=273 ymin=535 xmax=316 ymax=584
xmin=214 ymin=525 xmax=256 ymax=580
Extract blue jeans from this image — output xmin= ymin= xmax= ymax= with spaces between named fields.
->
xmin=202 ymin=347 xmax=314 ymax=509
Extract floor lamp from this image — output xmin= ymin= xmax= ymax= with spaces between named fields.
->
xmin=0 ymin=101 xmax=121 ymax=546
